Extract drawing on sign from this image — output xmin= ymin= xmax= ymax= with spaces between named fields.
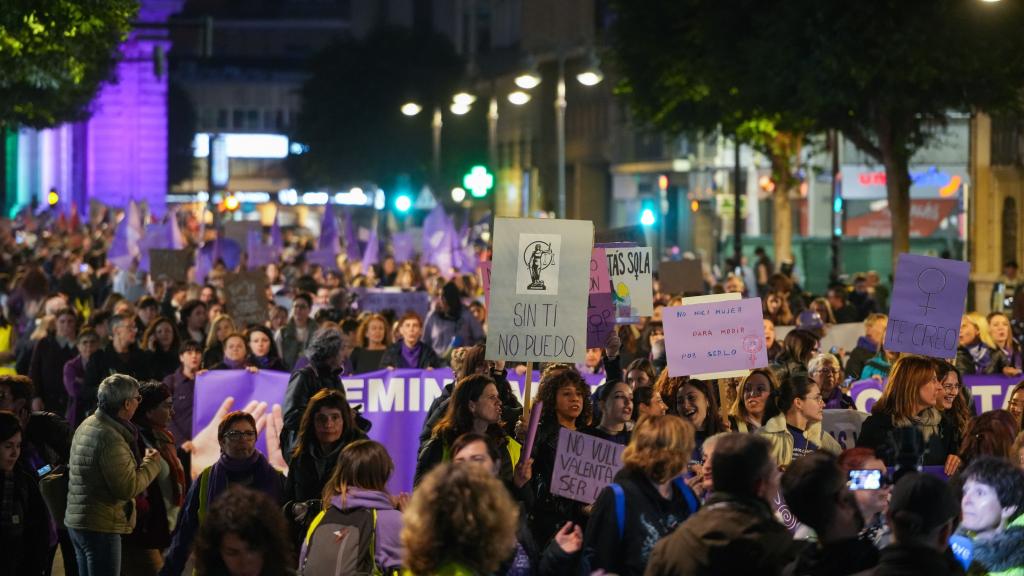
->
xmin=517 ymin=234 xmax=560 ymax=295
xmin=742 ymin=334 xmax=763 ymax=367
xmin=917 ymin=267 xmax=946 ymax=316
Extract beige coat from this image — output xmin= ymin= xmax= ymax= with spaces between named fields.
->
xmin=65 ymin=410 xmax=160 ymax=533
xmin=757 ymin=413 xmax=842 ymax=468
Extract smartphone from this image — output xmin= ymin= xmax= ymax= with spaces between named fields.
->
xmin=79 ymin=263 xmax=89 ymax=274
xmin=847 ymin=469 xmax=883 ymax=490
xmin=36 ymin=464 xmax=52 ymax=477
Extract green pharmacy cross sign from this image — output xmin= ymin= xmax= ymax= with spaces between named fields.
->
xmin=463 ymin=165 xmax=494 ymax=198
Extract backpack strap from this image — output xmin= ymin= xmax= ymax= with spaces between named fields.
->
xmin=610 ymin=483 xmax=626 ymax=541
xmin=370 ymin=509 xmax=380 ymax=576
xmin=673 ymin=477 xmax=700 ymax=515
xmin=303 ymin=509 xmax=328 ymax=548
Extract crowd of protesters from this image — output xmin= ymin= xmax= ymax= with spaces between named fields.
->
xmin=2 ymin=209 xmax=1024 ymax=576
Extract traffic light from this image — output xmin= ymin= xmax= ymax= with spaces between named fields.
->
xmin=394 ymin=193 xmax=413 ymax=213
xmin=463 ymin=165 xmax=494 ymax=199
xmin=658 ymin=174 xmax=669 ymax=191
xmin=218 ymin=193 xmax=240 ymax=212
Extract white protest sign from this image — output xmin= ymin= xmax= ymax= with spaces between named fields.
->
xmin=605 ymin=246 xmax=654 ymax=321
xmin=664 ymin=292 xmax=766 ymax=379
xmin=486 ymin=217 xmax=593 ymax=363
xmin=550 ymin=428 xmax=624 ymax=504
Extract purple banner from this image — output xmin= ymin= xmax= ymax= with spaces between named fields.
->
xmin=850 ymin=374 xmax=1022 ymax=414
xmin=193 ymin=368 xmax=606 ymax=493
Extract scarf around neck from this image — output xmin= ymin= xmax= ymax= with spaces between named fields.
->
xmin=400 ymin=341 xmax=421 ymax=367
xmin=207 ymin=451 xmax=280 ymax=504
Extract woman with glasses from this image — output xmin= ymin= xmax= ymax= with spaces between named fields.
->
xmin=856 ymin=356 xmax=958 ymax=470
xmin=728 ymin=368 xmax=779 ymax=433
xmin=123 ymin=382 xmax=186 ymax=575
xmin=936 ymin=361 xmax=973 ymax=467
xmin=758 ymin=374 xmax=841 ymax=468
xmin=161 ymin=411 xmax=284 ymax=576
xmin=808 ymin=353 xmax=853 ymax=409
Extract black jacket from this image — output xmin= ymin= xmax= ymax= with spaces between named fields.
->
xmin=528 ymin=422 xmax=589 ymax=546
xmin=280 ymin=363 xmax=371 ymax=462
xmin=284 ymin=436 xmax=363 ymax=505
xmin=83 ymin=343 xmax=151 ymax=416
xmin=788 ymin=536 xmax=879 ymax=576
xmin=28 ymin=334 xmax=77 ymax=414
xmin=147 ymin=348 xmax=181 ymax=381
xmin=872 ymin=545 xmax=965 ymax=576
xmin=855 ymin=410 xmax=957 ymax=467
xmin=846 ymin=344 xmax=877 ymax=381
xmin=417 ymin=368 xmax=523 ymax=448
xmin=379 ymin=341 xmax=444 ymax=369
xmin=584 ymin=467 xmax=698 ymax=576
xmin=0 ymin=467 xmax=51 ymax=576
xmin=414 ymin=429 xmax=516 ymax=487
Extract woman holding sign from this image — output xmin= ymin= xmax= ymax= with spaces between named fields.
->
xmin=758 ymin=375 xmax=841 ymax=468
xmin=856 ymin=356 xmax=959 ymax=471
xmin=414 ymin=374 xmax=524 ymax=487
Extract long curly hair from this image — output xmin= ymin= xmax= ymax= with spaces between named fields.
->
xmin=402 ymin=463 xmax=518 ymax=575
xmin=535 ymin=365 xmax=591 ymax=430
xmin=194 ymin=485 xmax=293 ymax=575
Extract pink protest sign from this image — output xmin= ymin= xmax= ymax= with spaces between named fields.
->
xmin=590 ymin=248 xmax=610 ymax=294
xmin=587 ymin=292 xmax=616 ymax=349
xmin=479 ymin=261 xmax=491 ymax=308
xmin=663 ymin=296 xmax=768 ymax=378
xmin=550 ymin=428 xmax=624 ymax=504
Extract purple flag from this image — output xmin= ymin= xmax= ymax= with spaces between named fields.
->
xmin=108 ymin=201 xmax=142 ymax=270
xmin=138 ymin=222 xmax=173 ymax=272
xmin=319 ymin=203 xmax=340 ymax=254
xmin=195 ymin=250 xmax=212 ymax=285
xmin=169 ymin=208 xmax=185 ymax=250
xmin=201 ymin=236 xmax=242 ymax=270
xmin=423 ymin=205 xmax=454 ymax=272
xmin=361 ymin=227 xmax=379 ymax=275
xmin=343 ymin=209 xmax=360 ymax=262
xmin=392 ymin=231 xmax=414 ymax=263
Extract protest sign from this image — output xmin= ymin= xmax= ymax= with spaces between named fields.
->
xmin=550 ymin=428 xmax=624 ymax=504
xmin=595 ymin=225 xmax=647 ymax=246
xmin=354 ymin=289 xmax=430 ymax=320
xmin=851 ymin=374 xmax=1023 ymax=414
xmin=224 ymin=220 xmax=261 ymax=248
xmin=587 ymin=292 xmax=616 ymax=349
xmin=486 ymin=217 xmax=593 ymax=364
xmin=822 ymin=409 xmax=870 ymax=450
xmin=590 ymin=248 xmax=610 ymax=294
xmin=605 ymin=246 xmax=654 ymax=321
xmin=479 ymin=261 xmax=491 ymax=308
xmin=148 ymin=249 xmax=190 ymax=283
xmin=659 ymin=259 xmax=705 ymax=295
xmin=193 ymin=368 xmax=605 ymax=493
xmin=224 ymin=270 xmax=269 ymax=327
xmin=664 ymin=296 xmax=768 ymax=379
xmin=884 ymin=253 xmax=970 ymax=358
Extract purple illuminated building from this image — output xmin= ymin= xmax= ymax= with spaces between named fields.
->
xmin=5 ymin=0 xmax=182 ymax=217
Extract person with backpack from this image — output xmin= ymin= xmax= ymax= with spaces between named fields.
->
xmin=298 ymin=440 xmax=403 ymax=576
xmin=284 ymin=389 xmax=366 ymax=547
xmin=582 ymin=414 xmax=701 ymax=576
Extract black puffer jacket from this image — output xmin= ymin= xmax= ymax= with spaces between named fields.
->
xmin=528 ymin=422 xmax=589 ymax=546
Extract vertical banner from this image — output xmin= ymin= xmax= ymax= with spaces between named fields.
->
xmin=486 ymin=217 xmax=593 ymax=364
xmin=884 ymin=253 xmax=969 ymax=358
xmin=605 ymin=246 xmax=654 ymax=322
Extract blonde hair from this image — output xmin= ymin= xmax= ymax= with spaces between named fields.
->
xmin=402 ymin=463 xmax=518 ymax=575
xmin=729 ymin=368 xmax=779 ymax=423
xmin=621 ymin=415 xmax=694 ymax=483
xmin=205 ymin=314 xmax=236 ymax=349
xmin=963 ymin=312 xmax=997 ymax=349
xmin=874 ymin=355 xmax=937 ymax=425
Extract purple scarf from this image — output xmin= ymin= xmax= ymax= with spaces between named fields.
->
xmin=400 ymin=341 xmax=421 ymax=368
xmin=823 ymin=386 xmax=847 ymax=410
xmin=221 ymin=356 xmax=247 ymax=369
xmin=207 ymin=451 xmax=281 ymax=504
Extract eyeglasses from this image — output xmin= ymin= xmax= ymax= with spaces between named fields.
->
xmin=804 ymin=395 xmax=825 ymax=404
xmin=223 ymin=430 xmax=256 ymax=441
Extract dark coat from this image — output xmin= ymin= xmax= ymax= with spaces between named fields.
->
xmin=872 ymin=545 xmax=965 ymax=576
xmin=0 ymin=467 xmax=51 ymax=576
xmin=162 ymin=368 xmax=195 ymax=445
xmin=584 ymin=467 xmax=698 ymax=576
xmin=83 ymin=343 xmax=151 ymax=416
xmin=855 ymin=410 xmax=957 ymax=467
xmin=846 ymin=338 xmax=879 ymax=380
xmin=147 ymin=348 xmax=181 ymax=381
xmin=280 ymin=363 xmax=371 ymax=462
xmin=644 ymin=493 xmax=799 ymax=576
xmin=277 ymin=320 xmax=311 ymax=370
xmin=415 ymin=430 xmax=517 ymax=487
xmin=528 ymin=423 xmax=589 ymax=546
xmin=379 ymin=341 xmax=444 ymax=369
xmin=29 ymin=334 xmax=77 ymax=414
xmin=787 ymin=536 xmax=879 ymax=576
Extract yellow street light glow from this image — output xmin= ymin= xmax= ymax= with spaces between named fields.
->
xmin=400 ymin=102 xmax=422 ymax=116
xmin=514 ymin=72 xmax=541 ymax=89
xmin=452 ymin=91 xmax=476 ymax=106
xmin=576 ymin=70 xmax=603 ymax=86
xmin=450 ymin=102 xmax=471 ymax=115
xmin=507 ymin=91 xmax=531 ymax=105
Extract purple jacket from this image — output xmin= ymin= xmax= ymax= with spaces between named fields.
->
xmin=299 ymin=488 xmax=402 ymax=570
xmin=162 ymin=368 xmax=195 ymax=444
xmin=62 ymin=355 xmax=86 ymax=427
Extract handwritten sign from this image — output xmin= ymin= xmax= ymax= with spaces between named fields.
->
xmin=148 ymin=249 xmax=190 ymax=283
xmin=590 ymin=248 xmax=610 ymax=294
xmin=605 ymin=247 xmax=654 ymax=321
xmin=659 ymin=259 xmax=704 ymax=295
xmin=587 ymin=292 xmax=616 ymax=349
xmin=224 ymin=271 xmax=269 ymax=328
xmin=486 ymin=217 xmax=592 ymax=363
xmin=550 ymin=428 xmax=624 ymax=504
xmin=354 ymin=289 xmax=430 ymax=320
xmin=884 ymin=253 xmax=969 ymax=358
xmin=663 ymin=296 xmax=768 ymax=378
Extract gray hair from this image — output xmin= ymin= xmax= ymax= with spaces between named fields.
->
xmin=306 ymin=327 xmax=343 ymax=365
xmin=97 ymin=374 xmax=140 ymax=414
xmin=807 ymin=353 xmax=840 ymax=375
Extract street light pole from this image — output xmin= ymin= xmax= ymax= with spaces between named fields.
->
xmin=556 ymin=53 xmax=567 ymax=219
xmin=432 ymin=106 xmax=443 ymax=191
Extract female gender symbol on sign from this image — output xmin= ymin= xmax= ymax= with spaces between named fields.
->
xmin=916 ymin=267 xmax=947 ymax=316
xmin=742 ymin=335 xmax=764 ymax=367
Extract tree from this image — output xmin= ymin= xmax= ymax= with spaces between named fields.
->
xmin=609 ymin=0 xmax=813 ymax=265
xmin=773 ymin=0 xmax=1024 ymax=269
xmin=0 ymin=0 xmax=139 ymax=128
xmin=292 ymin=27 xmax=485 ymax=190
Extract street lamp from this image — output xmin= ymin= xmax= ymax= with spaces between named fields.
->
xmin=400 ymin=102 xmax=422 ymax=116
xmin=515 ymin=59 xmax=542 ymax=90
xmin=507 ymin=91 xmax=531 ymax=105
xmin=576 ymin=52 xmax=605 ymax=87
xmin=450 ymin=102 xmax=472 ymax=115
xmin=452 ymin=91 xmax=476 ymax=107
